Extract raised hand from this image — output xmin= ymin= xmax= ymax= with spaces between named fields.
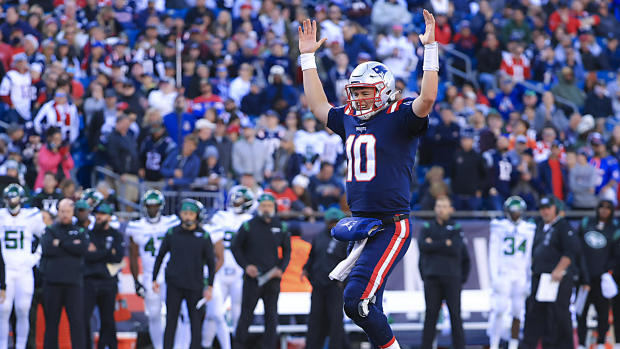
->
xmin=298 ymin=19 xmax=327 ymax=54
xmin=419 ymin=9 xmax=436 ymax=45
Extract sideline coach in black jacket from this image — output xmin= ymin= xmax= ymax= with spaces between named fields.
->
xmin=232 ymin=193 xmax=291 ymax=349
xmin=522 ymin=195 xmax=580 ymax=349
xmin=418 ymin=196 xmax=470 ymax=349
xmin=303 ymin=207 xmax=348 ymax=349
xmin=40 ymin=198 xmax=88 ymax=349
xmin=84 ymin=203 xmax=125 ymax=349
xmin=153 ymin=199 xmax=216 ymax=349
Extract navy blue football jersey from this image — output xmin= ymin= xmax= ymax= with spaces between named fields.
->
xmin=327 ymin=98 xmax=428 ymax=215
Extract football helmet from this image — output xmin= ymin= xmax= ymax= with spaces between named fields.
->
xmin=345 ymin=61 xmax=398 ymax=120
xmin=228 ymin=185 xmax=255 ymax=214
xmin=81 ymin=188 xmax=104 ymax=209
xmin=3 ymin=183 xmax=26 ymax=215
xmin=141 ymin=189 xmax=165 ymax=223
xmin=504 ymin=196 xmax=526 ymax=222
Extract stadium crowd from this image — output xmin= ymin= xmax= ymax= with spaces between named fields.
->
xmin=0 ymin=0 xmax=618 ymax=214
xmin=0 ymin=0 xmax=618 ymax=347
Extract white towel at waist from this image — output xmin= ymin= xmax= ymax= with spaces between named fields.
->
xmin=329 ymin=238 xmax=367 ymax=281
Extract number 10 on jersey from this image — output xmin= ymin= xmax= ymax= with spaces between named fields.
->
xmin=345 ymin=134 xmax=376 ymax=182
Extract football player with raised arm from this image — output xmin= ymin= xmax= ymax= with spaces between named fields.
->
xmin=298 ymin=9 xmax=438 ymax=349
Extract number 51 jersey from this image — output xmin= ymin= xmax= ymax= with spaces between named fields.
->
xmin=126 ymin=215 xmax=180 ymax=275
xmin=327 ymin=98 xmax=428 ymax=214
xmin=0 ymin=208 xmax=46 ymax=270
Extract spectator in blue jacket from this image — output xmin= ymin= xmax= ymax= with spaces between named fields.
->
xmin=163 ymin=95 xmax=196 ymax=145
xmin=264 ymin=65 xmax=298 ymax=118
xmin=343 ymin=21 xmax=376 ymax=64
xmin=1 ymin=7 xmax=37 ymax=44
xmin=161 ymin=134 xmax=200 ymax=190
xmin=427 ymin=106 xmax=461 ymax=174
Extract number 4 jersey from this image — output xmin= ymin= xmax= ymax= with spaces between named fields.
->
xmin=126 ymin=215 xmax=180 ymax=275
xmin=489 ymin=218 xmax=535 ymax=282
xmin=0 ymin=208 xmax=46 ymax=270
xmin=327 ymin=98 xmax=428 ymax=214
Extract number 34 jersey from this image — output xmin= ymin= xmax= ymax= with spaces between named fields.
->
xmin=126 ymin=215 xmax=180 ymax=275
xmin=0 ymin=208 xmax=46 ymax=270
xmin=489 ymin=218 xmax=536 ymax=281
xmin=327 ymin=98 xmax=428 ymax=215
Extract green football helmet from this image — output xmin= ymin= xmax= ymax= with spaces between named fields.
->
xmin=504 ymin=196 xmax=526 ymax=222
xmin=81 ymin=188 xmax=104 ymax=209
xmin=141 ymin=189 xmax=165 ymax=223
xmin=228 ymin=185 xmax=255 ymax=214
xmin=3 ymin=183 xmax=26 ymax=215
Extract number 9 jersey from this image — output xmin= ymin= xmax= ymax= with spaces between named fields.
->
xmin=0 ymin=207 xmax=46 ymax=270
xmin=327 ymin=97 xmax=428 ymax=214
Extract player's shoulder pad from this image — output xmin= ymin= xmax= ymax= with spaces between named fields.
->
xmin=386 ymin=97 xmax=414 ymax=114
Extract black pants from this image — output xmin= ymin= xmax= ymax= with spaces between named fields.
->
xmin=577 ymin=275 xmax=610 ymax=345
xmin=43 ymin=281 xmax=86 ymax=349
xmin=234 ymin=277 xmax=280 ymax=349
xmin=26 ymin=286 xmax=43 ymax=349
xmin=420 ymin=276 xmax=465 ymax=349
xmin=164 ymin=284 xmax=204 ymax=349
xmin=522 ymin=273 xmax=574 ymax=349
xmin=613 ymin=271 xmax=620 ymax=344
xmin=306 ymin=282 xmax=345 ymax=349
xmin=84 ymin=278 xmax=118 ymax=349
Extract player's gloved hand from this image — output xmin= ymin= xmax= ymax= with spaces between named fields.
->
xmin=134 ymin=281 xmax=146 ymax=298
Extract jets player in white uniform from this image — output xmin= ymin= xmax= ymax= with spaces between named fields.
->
xmin=127 ymin=190 xmax=186 ymax=349
xmin=201 ymin=185 xmax=255 ymax=349
xmin=0 ymin=184 xmax=46 ymax=349
xmin=488 ymin=196 xmax=535 ymax=349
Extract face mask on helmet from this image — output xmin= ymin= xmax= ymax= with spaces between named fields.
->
xmin=229 ymin=187 xmax=254 ymax=214
xmin=146 ymin=204 xmax=161 ymax=221
xmin=5 ymin=197 xmax=21 ymax=214
xmin=345 ymin=62 xmax=398 ymax=121
xmin=504 ymin=196 xmax=526 ymax=222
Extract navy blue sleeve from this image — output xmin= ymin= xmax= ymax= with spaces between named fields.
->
xmin=394 ymin=98 xmax=429 ymax=136
xmin=327 ymin=106 xmax=346 ymax=139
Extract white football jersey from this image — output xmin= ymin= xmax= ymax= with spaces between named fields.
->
xmin=125 ymin=215 xmax=180 ymax=275
xmin=203 ymin=209 xmax=253 ymax=272
xmin=0 ymin=70 xmax=33 ymax=120
xmin=0 ymin=208 xmax=46 ymax=270
xmin=489 ymin=218 xmax=535 ymax=282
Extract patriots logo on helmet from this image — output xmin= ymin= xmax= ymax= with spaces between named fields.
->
xmin=372 ymin=65 xmax=388 ymax=78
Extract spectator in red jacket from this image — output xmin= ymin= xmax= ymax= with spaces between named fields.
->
xmin=35 ymin=127 xmax=74 ymax=190
xmin=434 ymin=12 xmax=452 ymax=45
xmin=264 ymin=172 xmax=299 ymax=213
xmin=548 ymin=3 xmax=580 ymax=35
